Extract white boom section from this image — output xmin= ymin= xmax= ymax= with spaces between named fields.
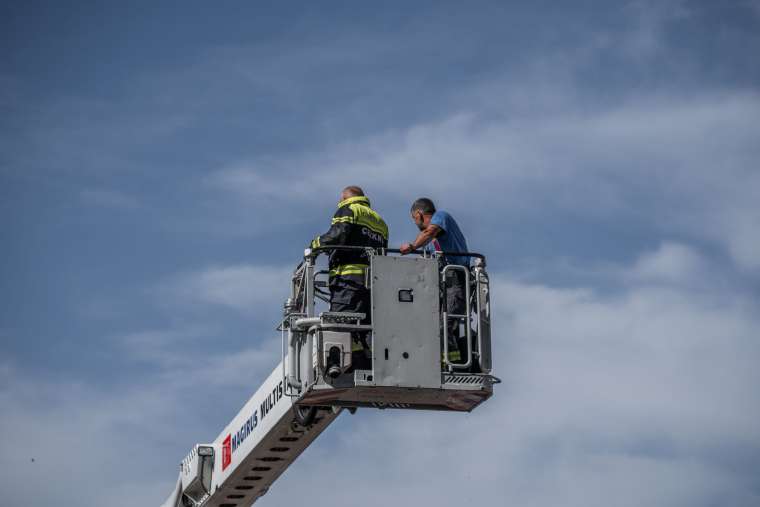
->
xmin=161 ymin=361 xmax=340 ymax=507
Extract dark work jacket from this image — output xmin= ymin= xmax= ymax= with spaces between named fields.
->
xmin=311 ymin=196 xmax=389 ymax=279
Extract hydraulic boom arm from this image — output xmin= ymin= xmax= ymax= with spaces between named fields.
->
xmin=161 ymin=362 xmax=340 ymax=507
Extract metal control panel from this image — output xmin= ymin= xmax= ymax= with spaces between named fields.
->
xmin=370 ymin=255 xmax=441 ymax=389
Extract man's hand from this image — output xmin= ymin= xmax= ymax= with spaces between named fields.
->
xmin=401 ymin=224 xmax=439 ymax=255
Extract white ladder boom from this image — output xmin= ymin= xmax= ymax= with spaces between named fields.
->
xmin=161 ymin=362 xmax=340 ymax=507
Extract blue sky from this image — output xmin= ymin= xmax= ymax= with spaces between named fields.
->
xmin=2 ymin=1 xmax=760 ymax=506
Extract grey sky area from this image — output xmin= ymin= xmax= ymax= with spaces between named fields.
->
xmin=2 ymin=1 xmax=759 ymax=506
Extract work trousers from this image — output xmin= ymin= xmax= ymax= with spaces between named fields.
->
xmin=329 ymin=275 xmax=372 ymax=370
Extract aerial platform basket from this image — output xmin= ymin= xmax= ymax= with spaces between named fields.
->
xmin=282 ymin=247 xmax=499 ymax=414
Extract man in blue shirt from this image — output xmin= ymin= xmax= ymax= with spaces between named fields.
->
xmin=400 ymin=198 xmax=471 ymax=366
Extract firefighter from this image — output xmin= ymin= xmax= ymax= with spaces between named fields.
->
xmin=310 ymin=186 xmax=388 ymax=370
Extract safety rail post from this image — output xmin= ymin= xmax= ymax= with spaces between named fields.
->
xmin=299 ymin=257 xmax=314 ymax=390
xmin=473 ymin=264 xmax=492 ymax=374
xmin=305 ymin=257 xmax=315 ymax=319
xmin=441 ymin=264 xmax=472 ymax=371
xmin=281 ymin=316 xmax=289 ymax=396
xmin=304 ymin=334 xmax=315 ymax=388
xmin=286 ymin=326 xmax=302 ymax=393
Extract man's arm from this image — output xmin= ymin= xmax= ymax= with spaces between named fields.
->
xmin=311 ymin=223 xmax=350 ymax=248
xmin=310 ymin=207 xmax=352 ymax=248
xmin=399 ymin=224 xmax=441 ymax=254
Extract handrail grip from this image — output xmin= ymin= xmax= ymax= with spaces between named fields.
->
xmin=293 ymin=317 xmax=321 ymax=330
xmin=385 ymin=249 xmax=486 ymax=262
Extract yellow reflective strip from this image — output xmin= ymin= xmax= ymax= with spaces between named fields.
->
xmin=350 ymin=205 xmax=389 ymax=238
xmin=337 ymin=196 xmax=370 ymax=208
xmin=331 ymin=216 xmax=355 ymax=225
xmin=355 ymin=216 xmax=388 ymax=238
xmin=447 ymin=350 xmax=461 ymax=361
xmin=329 ymin=269 xmax=367 ymax=276
xmin=311 ymin=236 xmax=320 ymax=248
xmin=329 ymin=264 xmax=369 ymax=276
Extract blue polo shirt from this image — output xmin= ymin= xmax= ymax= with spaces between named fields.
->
xmin=426 ymin=210 xmax=469 ymax=266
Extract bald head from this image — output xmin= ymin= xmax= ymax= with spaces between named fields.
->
xmin=341 ymin=185 xmax=365 ymax=201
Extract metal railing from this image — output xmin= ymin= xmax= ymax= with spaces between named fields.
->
xmin=282 ymin=247 xmax=375 ymax=396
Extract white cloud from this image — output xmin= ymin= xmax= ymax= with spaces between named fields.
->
xmin=0 ymin=334 xmax=283 ymax=507
xmin=714 ymin=205 xmax=760 ymax=272
xmin=627 ymin=241 xmax=707 ymax=284
xmin=209 ymin=91 xmax=760 ymax=273
xmin=0 ymin=368 xmax=181 ymax=507
xmin=155 ymin=264 xmax=293 ymax=313
xmin=118 ymin=320 xmax=284 ymax=390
